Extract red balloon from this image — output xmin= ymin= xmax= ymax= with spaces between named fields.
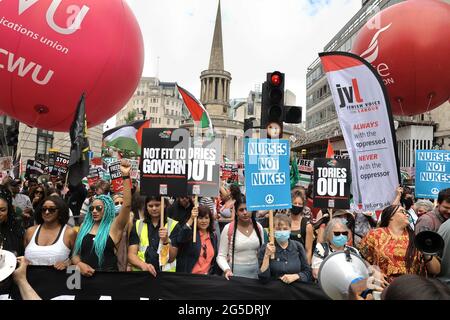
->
xmin=0 ymin=0 xmax=144 ymax=131
xmin=351 ymin=0 xmax=450 ymax=116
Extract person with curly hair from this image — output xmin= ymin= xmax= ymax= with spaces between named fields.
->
xmin=359 ymin=205 xmax=441 ymax=283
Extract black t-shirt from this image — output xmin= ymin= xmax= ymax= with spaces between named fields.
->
xmin=0 ymin=222 xmax=25 ymax=256
xmin=129 ymin=219 xmax=180 ymax=270
xmin=167 ymin=200 xmax=192 ymax=225
xmin=79 ymin=233 xmax=118 ymax=271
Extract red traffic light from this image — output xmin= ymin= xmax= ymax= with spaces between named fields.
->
xmin=271 ymin=73 xmax=282 ymax=86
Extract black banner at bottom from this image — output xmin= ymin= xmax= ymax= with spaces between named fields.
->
xmin=9 ymin=267 xmax=328 ymax=300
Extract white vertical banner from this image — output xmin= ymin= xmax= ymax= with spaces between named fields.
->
xmin=319 ymin=52 xmax=400 ymax=211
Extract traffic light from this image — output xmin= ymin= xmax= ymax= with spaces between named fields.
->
xmin=284 ymin=105 xmax=302 ymax=124
xmin=6 ymin=125 xmax=19 ymax=146
xmin=261 ymin=71 xmax=285 ymax=139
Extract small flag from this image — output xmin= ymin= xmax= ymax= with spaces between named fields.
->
xmin=176 ymin=84 xmax=214 ymax=135
xmin=326 ymin=139 xmax=335 ymax=158
xmin=103 ymin=119 xmax=150 ymax=156
xmin=290 ymin=156 xmax=300 ymax=189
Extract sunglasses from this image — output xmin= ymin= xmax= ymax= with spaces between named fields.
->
xmin=42 ymin=207 xmax=57 ymax=214
xmin=114 ymin=201 xmax=123 ymax=206
xmin=36 ymin=190 xmax=43 ymax=194
xmin=333 ymin=231 xmax=349 ymax=236
xmin=89 ymin=205 xmax=104 ymax=212
xmin=202 ymin=244 xmax=207 ymax=260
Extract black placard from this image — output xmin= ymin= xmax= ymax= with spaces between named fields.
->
xmin=313 ymin=158 xmax=351 ymax=209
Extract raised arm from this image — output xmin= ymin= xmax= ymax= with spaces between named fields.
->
xmin=112 ymin=159 xmax=132 ymax=235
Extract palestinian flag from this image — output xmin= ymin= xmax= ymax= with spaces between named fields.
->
xmin=176 ymin=84 xmax=213 ymax=132
xmin=103 ymin=120 xmax=150 ymax=156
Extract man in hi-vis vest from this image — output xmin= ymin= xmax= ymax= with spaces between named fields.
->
xmin=128 ymin=196 xmax=180 ymax=275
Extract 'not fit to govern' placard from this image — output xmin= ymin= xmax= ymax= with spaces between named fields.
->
xmin=244 ymin=139 xmax=291 ymax=211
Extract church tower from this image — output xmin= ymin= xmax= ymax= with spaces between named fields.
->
xmin=182 ymin=0 xmax=243 ymax=163
xmin=200 ymin=0 xmax=232 ymax=118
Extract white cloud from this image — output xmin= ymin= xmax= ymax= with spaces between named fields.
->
xmin=125 ymin=0 xmax=362 ymax=108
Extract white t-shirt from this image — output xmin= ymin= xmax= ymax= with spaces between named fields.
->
xmin=216 ymin=223 xmax=265 ymax=272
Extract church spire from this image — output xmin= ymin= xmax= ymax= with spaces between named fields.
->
xmin=208 ymin=0 xmax=224 ymax=70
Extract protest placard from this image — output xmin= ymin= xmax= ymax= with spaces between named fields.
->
xmin=244 ymin=139 xmax=291 ymax=211
xmin=313 ymin=158 xmax=351 ymax=209
xmin=109 ymin=161 xmax=124 ymax=194
xmin=140 ymin=129 xmax=188 ymax=197
xmin=415 ymin=150 xmax=450 ymax=199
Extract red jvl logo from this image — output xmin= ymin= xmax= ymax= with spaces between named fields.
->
xmin=336 ymin=78 xmax=364 ymax=108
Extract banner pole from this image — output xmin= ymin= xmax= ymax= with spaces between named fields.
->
xmin=193 ymin=195 xmax=198 ymax=243
xmin=160 ymin=196 xmax=165 ymax=228
xmin=269 ymin=210 xmax=275 ymax=259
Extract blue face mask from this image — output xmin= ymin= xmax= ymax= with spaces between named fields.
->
xmin=332 ymin=235 xmax=348 ymax=247
xmin=114 ymin=205 xmax=122 ymax=216
xmin=274 ymin=230 xmax=290 ymax=243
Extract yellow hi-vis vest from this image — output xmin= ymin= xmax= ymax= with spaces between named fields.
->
xmin=132 ymin=218 xmax=178 ymax=272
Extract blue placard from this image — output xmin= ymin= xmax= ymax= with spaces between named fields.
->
xmin=244 ymin=138 xmax=291 ymax=211
xmin=415 ymin=150 xmax=450 ymax=199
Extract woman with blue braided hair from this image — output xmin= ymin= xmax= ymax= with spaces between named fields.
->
xmin=71 ymin=160 xmax=132 ymax=276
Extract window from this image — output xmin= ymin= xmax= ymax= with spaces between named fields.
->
xmin=36 ymin=129 xmax=53 ymax=162
xmin=167 ymin=119 xmax=170 ymax=125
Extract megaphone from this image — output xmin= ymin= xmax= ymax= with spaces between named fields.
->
xmin=38 ymin=174 xmax=50 ymax=185
xmin=0 ymin=250 xmax=17 ymax=282
xmin=415 ymin=231 xmax=444 ymax=256
xmin=318 ymin=249 xmax=369 ymax=300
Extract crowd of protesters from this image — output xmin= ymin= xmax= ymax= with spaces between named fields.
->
xmin=0 ymin=161 xmax=449 ymax=300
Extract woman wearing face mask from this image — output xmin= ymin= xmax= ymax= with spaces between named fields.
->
xmin=71 ymin=160 xmax=132 ymax=276
xmin=258 ymin=214 xmax=312 ymax=284
xmin=311 ymin=217 xmax=360 ymax=280
xmin=289 ymin=191 xmax=314 ymax=264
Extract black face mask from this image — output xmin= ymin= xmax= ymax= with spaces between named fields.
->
xmin=291 ymin=206 xmax=303 ymax=215
xmin=404 ymin=198 xmax=414 ymax=210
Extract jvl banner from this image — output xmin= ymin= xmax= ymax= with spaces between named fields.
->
xmin=415 ymin=150 xmax=450 ymax=199
xmin=140 ymin=129 xmax=188 ymax=197
xmin=244 ymin=139 xmax=291 ymax=211
xmin=313 ymin=158 xmax=351 ymax=209
xmin=108 ymin=161 xmax=124 ymax=194
xmin=319 ymin=52 xmax=400 ymax=211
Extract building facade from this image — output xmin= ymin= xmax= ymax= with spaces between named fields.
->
xmin=0 ymin=115 xmax=103 ymax=175
xmin=295 ymin=0 xmax=449 ymax=167
xmin=115 ymin=77 xmax=185 ymax=129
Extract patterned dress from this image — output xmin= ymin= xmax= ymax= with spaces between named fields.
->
xmin=359 ymin=227 xmax=423 ymax=283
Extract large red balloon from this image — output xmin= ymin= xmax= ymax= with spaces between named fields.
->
xmin=351 ymin=0 xmax=450 ymax=116
xmin=0 ymin=0 xmax=144 ymax=131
